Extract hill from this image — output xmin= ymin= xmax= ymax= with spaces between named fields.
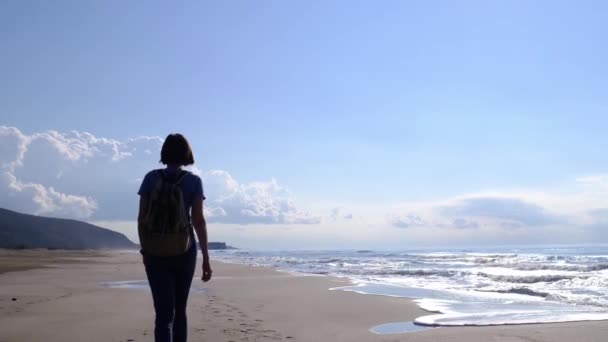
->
xmin=0 ymin=208 xmax=136 ymax=250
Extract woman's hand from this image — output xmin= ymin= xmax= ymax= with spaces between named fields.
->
xmin=202 ymin=260 xmax=212 ymax=282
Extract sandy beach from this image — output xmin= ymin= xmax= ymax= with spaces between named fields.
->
xmin=2 ymin=250 xmax=608 ymax=342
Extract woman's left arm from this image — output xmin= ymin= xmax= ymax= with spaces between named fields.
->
xmin=192 ymin=195 xmax=212 ymax=282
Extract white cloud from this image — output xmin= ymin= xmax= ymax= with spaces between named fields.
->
xmin=203 ymin=170 xmax=320 ymax=225
xmin=389 ymin=213 xmax=427 ymax=228
xmin=0 ymin=126 xmax=317 ymax=225
xmin=0 ymin=126 xmax=29 ymax=170
xmin=440 ymin=196 xmax=561 ymax=227
xmin=0 ymin=171 xmax=97 ymax=219
xmin=0 ymin=126 xmax=164 ymax=220
xmin=330 ymin=207 xmax=354 ymax=221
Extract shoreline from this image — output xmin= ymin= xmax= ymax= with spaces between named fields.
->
xmin=215 ymin=249 xmax=608 ymax=327
xmin=2 ymin=250 xmax=608 ymax=341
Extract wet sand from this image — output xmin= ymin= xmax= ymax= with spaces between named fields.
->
xmin=1 ymin=250 xmax=608 ymax=341
xmin=0 ymin=249 xmax=108 ymax=274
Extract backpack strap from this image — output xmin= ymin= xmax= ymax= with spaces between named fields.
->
xmin=157 ymin=169 xmax=187 ymax=184
xmin=175 ymin=170 xmax=188 ymax=185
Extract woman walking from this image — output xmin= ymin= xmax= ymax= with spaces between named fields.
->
xmin=137 ymin=133 xmax=212 ymax=342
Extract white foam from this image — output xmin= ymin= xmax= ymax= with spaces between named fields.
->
xmin=415 ymin=310 xmax=608 ymax=326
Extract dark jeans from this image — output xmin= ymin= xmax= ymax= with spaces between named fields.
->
xmin=144 ymin=244 xmax=197 ymax=342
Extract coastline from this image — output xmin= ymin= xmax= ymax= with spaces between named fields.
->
xmin=1 ymin=250 xmax=608 ymax=341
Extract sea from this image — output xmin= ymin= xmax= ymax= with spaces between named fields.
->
xmin=212 ymin=246 xmax=608 ymax=327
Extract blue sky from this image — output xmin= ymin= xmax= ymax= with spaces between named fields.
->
xmin=1 ymin=1 xmax=608 ymax=248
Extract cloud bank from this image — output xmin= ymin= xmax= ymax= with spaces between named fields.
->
xmin=0 ymin=126 xmax=317 ymax=225
xmin=0 ymin=126 xmax=154 ymax=219
xmin=387 ymin=195 xmax=568 ymax=230
xmin=3 ymin=125 xmax=608 ymax=247
xmin=386 ymin=178 xmax=608 ymax=245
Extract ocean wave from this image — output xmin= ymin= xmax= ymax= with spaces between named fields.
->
xmin=472 ymin=257 xmax=499 ymax=264
xmin=479 ymin=287 xmax=550 ymax=298
xmin=317 ymin=258 xmax=343 ymax=264
xmin=478 ymin=272 xmax=579 ymax=284
xmin=378 ymin=269 xmax=460 ymax=277
xmin=414 ymin=253 xmax=517 ymax=261
xmin=514 ymin=263 xmax=608 ymax=272
xmin=547 ymin=293 xmax=608 ymax=308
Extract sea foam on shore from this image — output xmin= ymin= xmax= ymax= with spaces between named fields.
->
xmin=213 ymin=246 xmax=608 ymax=326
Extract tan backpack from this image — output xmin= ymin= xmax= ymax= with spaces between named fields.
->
xmin=140 ymin=170 xmax=192 ymax=256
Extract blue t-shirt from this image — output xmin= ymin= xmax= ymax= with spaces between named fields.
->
xmin=137 ymin=167 xmax=205 ymax=222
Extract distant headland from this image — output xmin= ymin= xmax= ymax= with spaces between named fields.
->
xmin=0 ymin=207 xmax=237 ymax=251
xmin=0 ymin=208 xmax=138 ymax=250
xmin=0 ymin=207 xmax=136 ymax=250
xmin=208 ymin=242 xmax=237 ymax=250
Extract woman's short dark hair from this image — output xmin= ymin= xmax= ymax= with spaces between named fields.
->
xmin=160 ymin=133 xmax=195 ymax=166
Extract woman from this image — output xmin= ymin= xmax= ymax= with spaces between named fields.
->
xmin=137 ymin=133 xmax=212 ymax=342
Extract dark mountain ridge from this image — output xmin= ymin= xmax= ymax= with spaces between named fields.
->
xmin=0 ymin=207 xmax=136 ymax=250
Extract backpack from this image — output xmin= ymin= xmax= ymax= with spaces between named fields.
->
xmin=140 ymin=170 xmax=192 ymax=256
